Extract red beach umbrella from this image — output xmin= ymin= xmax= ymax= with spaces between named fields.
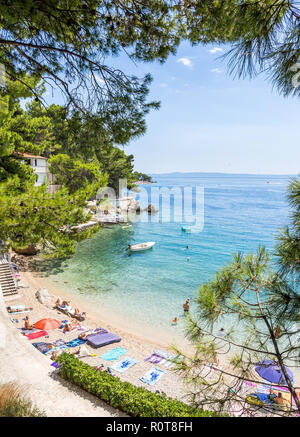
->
xmin=34 ymin=318 xmax=61 ymax=330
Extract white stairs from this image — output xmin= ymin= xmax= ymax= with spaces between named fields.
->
xmin=0 ymin=261 xmax=19 ymax=300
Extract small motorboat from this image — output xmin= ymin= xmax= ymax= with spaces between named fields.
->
xmin=122 ymin=224 xmax=132 ymax=229
xmin=181 ymin=226 xmax=191 ymax=233
xmin=128 ymin=242 xmax=155 ymax=252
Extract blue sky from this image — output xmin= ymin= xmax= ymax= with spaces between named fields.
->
xmin=46 ymin=41 xmax=300 ymax=175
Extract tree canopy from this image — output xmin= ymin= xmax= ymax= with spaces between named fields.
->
xmin=0 ymin=0 xmax=298 ymax=120
xmin=177 ymin=178 xmax=300 ymax=416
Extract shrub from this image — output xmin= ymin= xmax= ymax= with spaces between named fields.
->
xmin=0 ymin=383 xmax=46 ymax=417
xmin=56 ymin=353 xmax=224 ymax=417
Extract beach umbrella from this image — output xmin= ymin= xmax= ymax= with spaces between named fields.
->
xmin=255 ymin=359 xmax=294 ymax=385
xmin=34 ymin=318 xmax=61 ymax=330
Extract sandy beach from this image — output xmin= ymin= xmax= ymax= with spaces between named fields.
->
xmin=10 ymin=267 xmax=192 ymax=405
xmin=2 ymin=259 xmax=298 ymax=417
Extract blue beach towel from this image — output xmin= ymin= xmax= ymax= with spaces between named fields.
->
xmin=140 ymin=367 xmax=165 ymax=386
xmin=111 ymin=356 xmax=139 ymax=373
xmin=100 ymin=347 xmax=127 ymax=361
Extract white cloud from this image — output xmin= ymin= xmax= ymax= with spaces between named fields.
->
xmin=160 ymin=83 xmax=167 ymax=87
xmin=209 ymin=47 xmax=223 ymax=54
xmin=177 ymin=57 xmax=193 ymax=68
xmin=211 ymin=68 xmax=222 ymax=74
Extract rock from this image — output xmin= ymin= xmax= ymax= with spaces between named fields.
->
xmin=146 ymin=204 xmax=158 ymax=214
xmin=13 ymin=245 xmax=37 ymax=256
xmin=35 ymin=287 xmax=52 ymax=307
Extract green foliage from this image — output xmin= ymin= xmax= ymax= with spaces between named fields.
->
xmin=0 ymin=183 xmax=99 ymax=258
xmin=0 ymin=383 xmax=45 ymax=417
xmin=132 ymin=171 xmax=153 ymax=183
xmin=48 ymin=154 xmax=107 ymax=194
xmin=276 ymin=177 xmax=300 ymax=278
xmin=56 ymin=353 xmax=223 ymax=417
xmin=180 ymin=179 xmax=300 ymax=415
xmin=0 ymin=0 xmax=297 ymax=121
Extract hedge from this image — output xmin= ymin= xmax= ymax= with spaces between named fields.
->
xmin=56 ymin=353 xmax=224 ymax=417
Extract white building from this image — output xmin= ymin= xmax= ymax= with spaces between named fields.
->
xmin=22 ymin=153 xmax=51 ymax=186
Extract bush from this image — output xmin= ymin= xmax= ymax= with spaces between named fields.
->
xmin=56 ymin=353 xmax=224 ymax=417
xmin=0 ymin=383 xmax=46 ymax=417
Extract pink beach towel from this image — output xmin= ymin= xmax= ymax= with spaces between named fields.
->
xmin=26 ymin=330 xmax=48 ymax=340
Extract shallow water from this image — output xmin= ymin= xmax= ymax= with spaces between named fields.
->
xmin=45 ymin=173 xmax=292 ymax=340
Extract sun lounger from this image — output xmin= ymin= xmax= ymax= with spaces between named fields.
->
xmin=86 ymin=331 xmax=121 ymax=348
xmin=111 ymin=356 xmax=139 ymax=373
xmin=55 ymin=305 xmax=86 ymax=321
xmin=140 ymin=367 xmax=165 ymax=385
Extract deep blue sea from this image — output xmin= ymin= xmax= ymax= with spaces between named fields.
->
xmin=46 ymin=173 xmax=294 ymax=340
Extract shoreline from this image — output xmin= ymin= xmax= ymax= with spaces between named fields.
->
xmin=22 ymin=269 xmax=194 ymax=357
xmin=3 ymin=264 xmax=299 ymax=416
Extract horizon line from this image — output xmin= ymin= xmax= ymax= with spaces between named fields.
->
xmin=148 ymin=171 xmax=298 ymax=176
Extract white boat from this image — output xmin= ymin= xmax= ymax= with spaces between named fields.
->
xmin=128 ymin=242 xmax=155 ymax=252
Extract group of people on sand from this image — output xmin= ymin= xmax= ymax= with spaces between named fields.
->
xmin=55 ymin=298 xmax=85 ymax=319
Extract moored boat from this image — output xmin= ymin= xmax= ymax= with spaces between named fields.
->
xmin=128 ymin=242 xmax=155 ymax=252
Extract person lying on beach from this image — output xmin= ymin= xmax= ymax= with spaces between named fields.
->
xmin=74 ymin=308 xmax=86 ymax=318
xmin=63 ymin=319 xmax=81 ymax=333
xmin=273 ymin=325 xmax=282 ymax=338
xmin=7 ymin=306 xmax=33 ymax=313
xmin=273 ymin=392 xmax=286 ymax=407
xmin=24 ymin=316 xmax=33 ymax=330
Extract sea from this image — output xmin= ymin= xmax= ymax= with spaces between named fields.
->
xmin=44 ymin=173 xmax=294 ymax=342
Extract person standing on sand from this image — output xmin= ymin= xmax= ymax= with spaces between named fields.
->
xmin=183 ymin=299 xmax=190 ymax=313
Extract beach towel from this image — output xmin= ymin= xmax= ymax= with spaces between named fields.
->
xmin=145 ymin=353 xmax=163 ymax=364
xmin=140 ymin=367 xmax=165 ymax=386
xmin=153 ymin=349 xmax=176 ymax=361
xmin=100 ymin=347 xmax=127 ymax=361
xmin=32 ymin=342 xmax=53 ymax=354
xmin=19 ymin=328 xmax=38 ymax=335
xmin=52 ymin=339 xmax=67 ymax=348
xmin=26 ymin=330 xmax=48 ymax=340
xmin=65 ymin=338 xmax=86 ymax=348
xmin=111 ymin=356 xmax=139 ymax=373
xmin=9 ymin=305 xmax=24 ymax=310
xmin=203 ymin=364 xmax=223 ymax=381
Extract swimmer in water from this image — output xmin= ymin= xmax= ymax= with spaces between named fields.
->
xmin=187 ymin=257 xmax=190 ymax=261
xmin=186 ymin=245 xmax=189 ymax=249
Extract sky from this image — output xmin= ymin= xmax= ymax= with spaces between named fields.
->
xmin=46 ymin=41 xmax=300 ymax=175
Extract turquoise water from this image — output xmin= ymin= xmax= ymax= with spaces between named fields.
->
xmin=45 ymin=173 xmax=293 ymax=338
